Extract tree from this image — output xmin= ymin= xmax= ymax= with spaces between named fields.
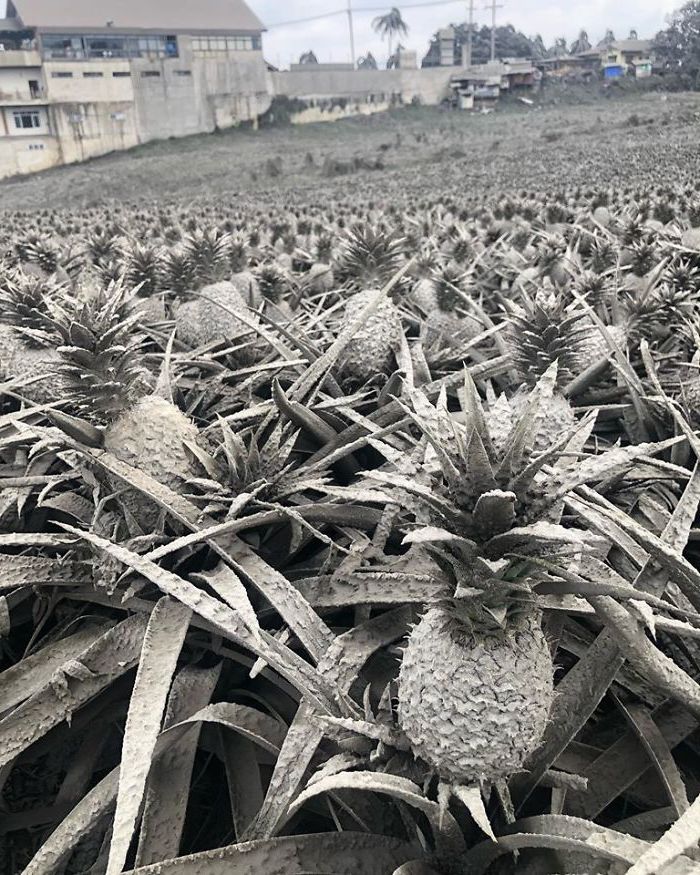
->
xmin=654 ymin=1 xmax=700 ymax=74
xmin=422 ymin=21 xmax=538 ymax=66
xmin=387 ymin=43 xmax=405 ymax=68
xmin=530 ymin=33 xmax=548 ymax=59
xmin=357 ymin=52 xmax=378 ymax=69
xmin=547 ymin=36 xmax=568 ymax=58
xmin=298 ymin=50 xmax=318 ymax=65
xmin=629 ymin=28 xmax=638 ymax=40
xmin=570 ymin=29 xmax=591 ymax=54
xmin=372 ymin=7 xmax=409 ymax=64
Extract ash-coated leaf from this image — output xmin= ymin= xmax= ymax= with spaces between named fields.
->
xmin=107 ymin=596 xmax=192 ymax=875
xmin=0 ymin=613 xmax=148 ymax=769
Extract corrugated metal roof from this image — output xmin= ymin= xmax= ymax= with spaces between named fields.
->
xmin=11 ymin=0 xmax=265 ymax=33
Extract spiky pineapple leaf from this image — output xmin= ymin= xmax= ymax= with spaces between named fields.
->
xmin=124 ymin=833 xmax=422 ymax=875
xmin=0 ymin=613 xmax=147 ymax=769
xmin=613 ymin=696 xmax=689 ymax=819
xmin=0 ymin=622 xmax=107 ymax=713
xmin=626 ymin=795 xmax=700 ymax=875
xmin=286 ymin=771 xmax=465 ymax=857
xmin=135 ymin=663 xmax=222 ymax=867
xmin=107 ymin=597 xmax=192 ymax=875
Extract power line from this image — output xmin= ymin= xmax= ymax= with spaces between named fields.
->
xmin=267 ymin=0 xmax=466 ymax=30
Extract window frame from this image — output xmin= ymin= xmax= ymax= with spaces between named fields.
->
xmin=13 ymin=109 xmax=42 ymax=130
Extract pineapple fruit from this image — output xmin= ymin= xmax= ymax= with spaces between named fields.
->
xmin=399 ymin=603 xmax=553 ymax=782
xmin=338 ymin=290 xmax=403 ymax=382
xmin=175 ymin=280 xmax=259 ymax=352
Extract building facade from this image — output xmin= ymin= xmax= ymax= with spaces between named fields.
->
xmin=0 ymin=0 xmax=271 ymax=179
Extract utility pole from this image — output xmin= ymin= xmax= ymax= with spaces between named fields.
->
xmin=484 ymin=0 xmax=503 ymax=62
xmin=347 ymin=0 xmax=356 ymax=68
xmin=465 ymin=0 xmax=475 ymax=67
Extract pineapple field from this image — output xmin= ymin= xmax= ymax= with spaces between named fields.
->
xmin=5 ymin=92 xmax=700 ymax=874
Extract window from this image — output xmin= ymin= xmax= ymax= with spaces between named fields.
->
xmin=13 ymin=110 xmax=41 ymax=129
xmin=174 ymin=69 xmax=192 ymax=76
xmin=42 ymin=34 xmax=85 ymax=59
xmin=141 ymin=70 xmax=161 ymax=77
xmin=113 ymin=71 xmax=131 ymax=77
xmin=42 ymin=32 xmax=177 ymax=60
xmin=83 ymin=71 xmax=104 ymax=78
xmin=51 ymin=71 xmax=73 ymax=78
xmin=192 ymin=33 xmax=260 ymax=53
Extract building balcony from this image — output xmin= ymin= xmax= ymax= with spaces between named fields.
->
xmin=0 ymin=49 xmax=42 ymax=68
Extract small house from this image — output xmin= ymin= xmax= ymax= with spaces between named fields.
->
xmin=601 ymin=39 xmax=653 ymax=79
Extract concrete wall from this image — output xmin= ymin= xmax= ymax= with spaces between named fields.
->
xmin=43 ymin=60 xmax=135 ymax=102
xmin=0 ymin=134 xmax=58 ymax=176
xmin=0 ymin=66 xmax=42 ymax=101
xmin=48 ymin=101 xmax=139 ymax=165
xmin=271 ymin=66 xmax=455 ymax=106
xmin=288 ymin=100 xmax=391 ymax=125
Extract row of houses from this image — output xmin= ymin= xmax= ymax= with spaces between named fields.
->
xmin=0 ymin=1 xmax=656 ymax=181
xmin=538 ymin=39 xmax=654 ymax=80
xmin=427 ymin=27 xmax=653 ymax=80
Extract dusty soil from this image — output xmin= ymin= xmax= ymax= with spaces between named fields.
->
xmin=1 ymin=89 xmax=700 ymax=211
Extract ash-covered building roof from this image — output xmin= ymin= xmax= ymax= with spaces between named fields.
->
xmin=6 ymin=0 xmax=265 ymax=33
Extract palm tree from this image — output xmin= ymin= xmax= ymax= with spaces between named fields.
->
xmin=372 ymin=7 xmax=409 ymax=66
xmin=299 ymin=50 xmax=318 ymax=65
xmin=388 ymin=42 xmax=406 ymax=68
xmin=547 ymin=36 xmax=568 ymax=59
xmin=570 ymin=29 xmax=591 ymax=54
xmin=358 ymin=52 xmax=378 ymax=69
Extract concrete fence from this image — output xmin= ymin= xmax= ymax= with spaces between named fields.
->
xmin=270 ymin=66 xmax=456 ymax=107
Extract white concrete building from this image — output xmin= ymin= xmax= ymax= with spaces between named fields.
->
xmin=0 ymin=0 xmax=271 ymax=179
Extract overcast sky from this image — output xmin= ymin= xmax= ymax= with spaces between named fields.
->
xmin=251 ymin=0 xmax=679 ymax=69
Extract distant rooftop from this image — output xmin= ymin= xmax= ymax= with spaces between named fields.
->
xmin=612 ymin=39 xmax=652 ymax=53
xmin=7 ymin=0 xmax=265 ymax=33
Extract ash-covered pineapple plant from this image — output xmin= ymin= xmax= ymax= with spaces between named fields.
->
xmin=334 ymin=222 xmax=406 ymax=292
xmin=0 ymin=270 xmax=69 ymax=402
xmin=390 ymin=370 xmax=576 ymax=784
xmin=359 ymin=365 xmax=665 ymax=788
xmin=52 ymin=285 xmax=204 ymax=526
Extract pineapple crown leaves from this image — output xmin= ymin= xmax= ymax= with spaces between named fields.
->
xmin=377 ymin=364 xmax=582 ymax=540
xmin=229 ymin=231 xmax=249 ymax=272
xmin=335 ymin=223 xmax=408 ymax=292
xmin=123 ymin=241 xmax=165 ymax=296
xmin=182 ymin=227 xmax=232 ymax=285
xmin=384 ymin=364 xmax=667 ymax=555
xmin=430 ymin=263 xmax=470 ymax=314
xmin=256 ymin=264 xmax=288 ymax=304
xmin=52 ymin=285 xmax=149 ymax=423
xmin=0 ymin=270 xmax=62 ymax=347
xmin=214 ymin=415 xmax=302 ymax=500
xmin=506 ymin=290 xmax=592 ymax=388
